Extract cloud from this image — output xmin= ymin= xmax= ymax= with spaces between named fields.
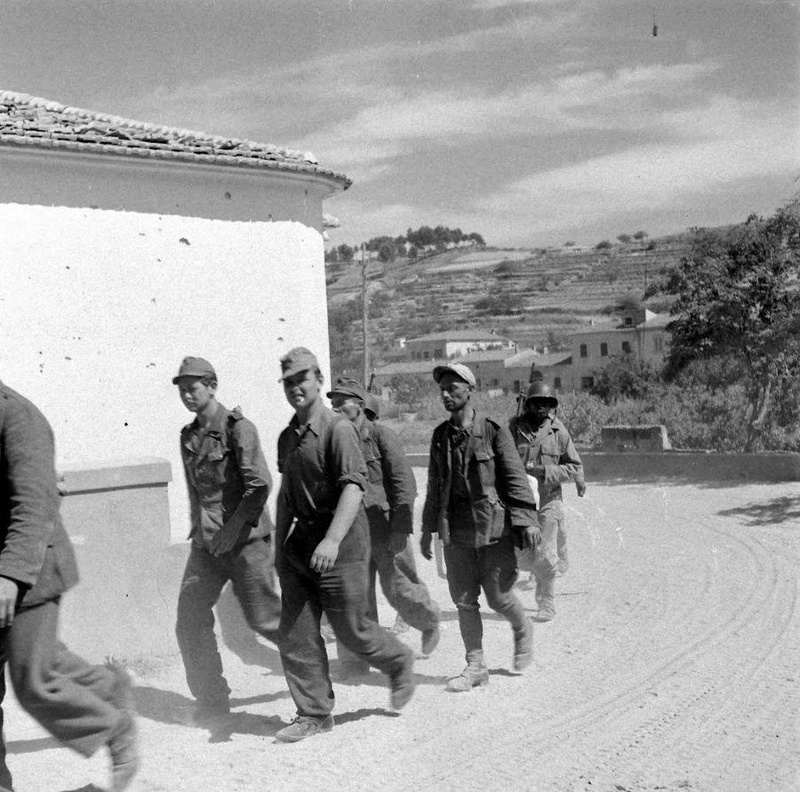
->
xmin=472 ymin=97 xmax=796 ymax=236
xmin=300 ymin=60 xmax=718 ymax=174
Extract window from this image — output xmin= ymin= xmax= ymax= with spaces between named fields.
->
xmin=492 ymin=379 xmax=499 ymax=387
xmin=513 ymin=379 xmax=520 ymax=392
xmin=423 ymin=350 xmax=430 ymax=360
xmin=654 ymin=336 xmax=663 ymax=352
xmin=434 ymin=348 xmax=443 ymax=358
xmin=580 ymin=376 xmax=594 ymax=390
xmin=621 ymin=341 xmax=631 ymax=354
xmin=624 ymin=317 xmax=633 ymax=326
xmin=579 ymin=344 xmax=588 ymax=358
xmin=554 ymin=377 xmax=562 ymax=389
xmin=600 ymin=342 xmax=608 ymax=357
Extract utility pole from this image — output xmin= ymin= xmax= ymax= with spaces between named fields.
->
xmin=361 ymin=244 xmax=369 ymax=388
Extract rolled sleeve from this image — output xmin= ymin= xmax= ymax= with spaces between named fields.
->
xmin=330 ymin=419 xmax=368 ymax=492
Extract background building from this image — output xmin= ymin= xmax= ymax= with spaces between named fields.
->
xmin=402 ymin=329 xmax=515 ymax=361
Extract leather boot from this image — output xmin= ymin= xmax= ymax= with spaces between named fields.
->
xmin=534 ymin=576 xmax=555 ymax=622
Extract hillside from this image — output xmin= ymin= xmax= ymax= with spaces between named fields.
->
xmin=326 ymin=232 xmax=694 ymax=366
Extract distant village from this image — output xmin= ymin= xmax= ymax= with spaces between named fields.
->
xmin=371 ymin=304 xmax=669 ymax=398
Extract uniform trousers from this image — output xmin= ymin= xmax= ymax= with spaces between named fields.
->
xmin=0 ymin=598 xmax=125 ymax=790
xmin=278 ymin=539 xmax=411 ymax=718
xmin=338 ymin=532 xmax=440 ymax=664
xmin=176 ymin=537 xmax=281 ymax=707
xmin=443 ymin=535 xmax=528 ymax=665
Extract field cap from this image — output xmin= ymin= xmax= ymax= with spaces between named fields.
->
xmin=326 ymin=376 xmax=367 ymax=401
xmin=433 ymin=362 xmax=476 ymax=388
xmin=172 ymin=356 xmax=216 ymax=384
xmin=280 ymin=347 xmax=319 ymax=381
xmin=364 ymin=393 xmax=381 ymax=420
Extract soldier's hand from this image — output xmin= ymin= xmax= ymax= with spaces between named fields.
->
xmin=0 ymin=577 xmax=19 ymax=628
xmin=389 ymin=532 xmax=408 ymax=554
xmin=521 ymin=525 xmax=541 ymax=549
xmin=420 ymin=532 xmax=433 ymax=561
xmin=527 ymin=464 xmax=545 ymax=477
xmin=208 ymin=529 xmax=239 ymax=557
xmin=576 ymin=480 xmax=587 ymax=497
xmin=310 ymin=537 xmax=340 ymax=573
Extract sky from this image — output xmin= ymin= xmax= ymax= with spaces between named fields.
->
xmin=1 ymin=0 xmax=798 ymax=248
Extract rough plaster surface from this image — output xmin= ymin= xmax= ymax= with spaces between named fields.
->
xmin=0 ymin=203 xmax=330 ymax=537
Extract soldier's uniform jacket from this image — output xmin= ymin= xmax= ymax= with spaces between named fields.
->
xmin=356 ymin=413 xmax=416 ymax=540
xmin=509 ymin=414 xmax=583 ymax=515
xmin=421 ymin=412 xmax=537 ymax=547
xmin=180 ymin=403 xmax=272 ymax=548
xmin=0 ymin=382 xmax=79 ymax=609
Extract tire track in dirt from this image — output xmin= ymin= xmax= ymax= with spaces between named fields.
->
xmin=406 ymin=490 xmax=797 ymax=792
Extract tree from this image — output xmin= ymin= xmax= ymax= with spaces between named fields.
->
xmin=633 ymin=230 xmax=649 ymax=241
xmin=324 ymin=248 xmax=339 ymax=264
xmin=378 ymin=243 xmax=396 ymax=263
xmin=617 ymin=233 xmax=632 ymax=244
xmin=653 ymin=202 xmax=800 ymax=451
xmin=592 ymin=354 xmax=660 ymax=401
xmin=337 ymin=243 xmax=355 ymax=262
xmin=595 ymin=240 xmax=613 ymax=250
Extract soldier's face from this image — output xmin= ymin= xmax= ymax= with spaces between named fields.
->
xmin=177 ymin=377 xmax=216 ymax=413
xmin=330 ymin=394 xmax=362 ymax=422
xmin=283 ymin=370 xmax=322 ymax=411
xmin=439 ymin=373 xmax=472 ymax=413
xmin=525 ymin=399 xmax=553 ymax=421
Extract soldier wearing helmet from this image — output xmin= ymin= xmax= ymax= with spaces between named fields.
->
xmin=509 ymin=378 xmax=584 ymax=622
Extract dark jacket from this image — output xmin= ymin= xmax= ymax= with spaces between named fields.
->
xmin=421 ymin=412 xmax=537 ymax=546
xmin=357 ymin=414 xmax=416 ymax=538
xmin=0 ymin=382 xmax=79 ymax=609
xmin=509 ymin=414 xmax=583 ymax=512
xmin=180 ymin=403 xmax=273 ymax=548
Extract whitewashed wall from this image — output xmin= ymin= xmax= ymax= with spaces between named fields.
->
xmin=0 ymin=203 xmax=331 ymax=540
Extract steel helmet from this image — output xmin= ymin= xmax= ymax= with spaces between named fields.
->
xmin=524 ymin=379 xmax=558 ymax=407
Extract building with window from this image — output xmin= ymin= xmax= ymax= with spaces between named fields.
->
xmin=402 ymin=330 xmax=516 ymax=361
xmin=504 ymin=348 xmax=574 ymax=394
xmin=569 ymin=308 xmax=670 ymax=390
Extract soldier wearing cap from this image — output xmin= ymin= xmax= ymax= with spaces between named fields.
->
xmin=326 ymin=376 xmax=441 ymax=673
xmin=420 ymin=362 xmax=539 ymax=692
xmin=274 ymin=348 xmax=415 ymax=742
xmin=509 ymin=380 xmax=583 ymax=622
xmin=173 ymin=356 xmax=280 ymax=724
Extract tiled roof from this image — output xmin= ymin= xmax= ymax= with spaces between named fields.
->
xmin=407 ymin=330 xmax=514 ymax=343
xmin=505 ymin=349 xmax=572 ymax=368
xmin=0 ymin=91 xmax=351 ymax=189
xmin=570 ymin=313 xmax=670 ymax=336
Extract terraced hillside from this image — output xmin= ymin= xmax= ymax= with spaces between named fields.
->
xmin=326 ymin=233 xmax=694 ymax=361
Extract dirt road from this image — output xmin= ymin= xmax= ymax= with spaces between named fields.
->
xmin=7 ymin=480 xmax=799 ymax=792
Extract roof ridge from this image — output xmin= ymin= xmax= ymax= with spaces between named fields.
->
xmin=0 ymin=90 xmax=350 ymax=188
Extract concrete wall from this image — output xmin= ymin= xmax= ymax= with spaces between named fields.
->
xmin=0 ymin=180 xmax=333 ymax=538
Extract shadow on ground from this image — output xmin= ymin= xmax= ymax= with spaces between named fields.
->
xmin=717 ymin=495 xmax=800 ymax=526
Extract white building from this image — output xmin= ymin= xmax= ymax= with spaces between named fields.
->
xmin=0 ymin=91 xmax=349 ymax=535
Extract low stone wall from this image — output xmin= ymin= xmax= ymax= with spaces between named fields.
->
xmin=407 ymin=452 xmax=800 ymax=482
xmin=56 ymin=457 xmax=279 ymax=666
xmin=601 ymin=424 xmax=671 ymax=452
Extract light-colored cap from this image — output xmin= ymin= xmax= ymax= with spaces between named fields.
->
xmin=432 ymin=362 xmax=476 ymax=387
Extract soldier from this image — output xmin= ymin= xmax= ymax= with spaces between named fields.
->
xmin=327 ymin=377 xmax=440 ymax=675
xmin=0 ymin=382 xmax=138 ymax=792
xmin=173 ymin=357 xmax=280 ymax=723
xmin=509 ymin=380 xmax=583 ymax=622
xmin=275 ymin=348 xmax=415 ymax=742
xmin=420 ymin=363 xmax=539 ymax=692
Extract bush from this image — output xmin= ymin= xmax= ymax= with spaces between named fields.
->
xmin=595 ymin=240 xmax=613 ymax=250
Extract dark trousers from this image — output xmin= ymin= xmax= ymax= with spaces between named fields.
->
xmin=278 ymin=545 xmax=412 ymax=718
xmin=444 ymin=535 xmax=528 ymax=665
xmin=176 ymin=537 xmax=281 ymax=706
xmin=338 ymin=535 xmax=440 ymax=664
xmin=0 ymin=599 xmax=124 ymax=789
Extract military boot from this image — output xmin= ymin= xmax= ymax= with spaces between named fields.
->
xmin=534 ymin=576 xmax=555 ymax=622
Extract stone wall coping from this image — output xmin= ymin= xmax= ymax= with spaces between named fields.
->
xmin=58 ymin=457 xmax=172 ymax=494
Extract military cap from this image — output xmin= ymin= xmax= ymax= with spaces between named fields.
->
xmin=326 ymin=376 xmax=367 ymax=401
xmin=280 ymin=347 xmax=319 ymax=381
xmin=364 ymin=393 xmax=381 ymax=421
xmin=432 ymin=362 xmax=477 ymax=388
xmin=172 ymin=356 xmax=216 ymax=384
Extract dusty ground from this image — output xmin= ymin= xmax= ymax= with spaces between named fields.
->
xmin=6 ymin=479 xmax=799 ymax=792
